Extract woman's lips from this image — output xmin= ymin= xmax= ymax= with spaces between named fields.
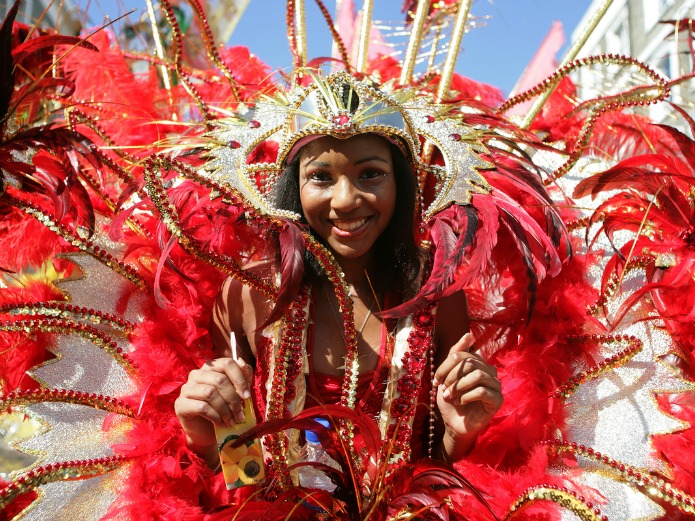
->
xmin=330 ymin=217 xmax=370 ymax=237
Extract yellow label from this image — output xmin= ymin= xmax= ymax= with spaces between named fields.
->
xmin=214 ymin=398 xmax=265 ymax=490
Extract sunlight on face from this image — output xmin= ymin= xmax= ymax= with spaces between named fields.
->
xmin=298 ymin=134 xmax=397 ymax=266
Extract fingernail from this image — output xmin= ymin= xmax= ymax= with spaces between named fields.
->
xmin=237 ymin=411 xmax=246 ymax=423
xmin=242 ymin=390 xmax=251 ymax=400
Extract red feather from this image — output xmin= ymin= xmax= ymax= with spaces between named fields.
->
xmin=573 ymin=158 xmax=694 ymax=199
xmin=262 ymin=222 xmax=305 ymax=328
xmin=382 ymin=205 xmax=477 ymax=318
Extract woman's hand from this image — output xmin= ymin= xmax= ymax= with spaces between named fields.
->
xmin=174 ymin=357 xmax=254 ymax=467
xmin=433 ymin=332 xmax=502 ymax=461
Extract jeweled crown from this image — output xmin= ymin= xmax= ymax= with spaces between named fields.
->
xmin=203 ymin=70 xmax=493 ymax=224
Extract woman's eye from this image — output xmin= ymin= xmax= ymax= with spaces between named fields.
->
xmin=361 ymin=169 xmax=385 ymax=180
xmin=307 ymin=171 xmax=331 ymax=181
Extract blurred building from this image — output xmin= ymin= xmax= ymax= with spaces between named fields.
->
xmin=1 ymin=0 xmax=83 ymax=35
xmin=573 ymin=0 xmax=695 ymax=129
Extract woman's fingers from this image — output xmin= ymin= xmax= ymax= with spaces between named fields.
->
xmin=439 ymin=356 xmax=497 ymax=392
xmin=440 ymin=366 xmax=501 ymax=402
xmin=204 ymin=358 xmax=252 ymax=399
xmin=181 ymin=374 xmax=240 ymax=424
xmin=179 ymin=358 xmax=253 ymax=425
xmin=433 ymin=333 xmax=476 ymax=386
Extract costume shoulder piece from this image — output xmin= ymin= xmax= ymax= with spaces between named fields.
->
xmin=1 ymin=1 xmax=694 ymax=520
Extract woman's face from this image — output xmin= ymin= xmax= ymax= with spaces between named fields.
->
xmin=298 ymin=134 xmax=397 ymax=265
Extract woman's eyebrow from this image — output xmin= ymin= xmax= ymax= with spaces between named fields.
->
xmin=304 ymin=160 xmax=330 ymax=168
xmin=304 ymin=155 xmax=389 ymax=168
xmin=354 ymin=155 xmax=390 ymax=165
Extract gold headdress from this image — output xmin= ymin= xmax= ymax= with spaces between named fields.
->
xmin=203 ymin=70 xmax=492 ymax=224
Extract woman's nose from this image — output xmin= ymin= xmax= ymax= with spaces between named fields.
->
xmin=331 ymin=176 xmax=361 ymax=211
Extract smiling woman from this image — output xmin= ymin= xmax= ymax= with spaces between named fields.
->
xmin=174 ymin=76 xmax=505 ymax=480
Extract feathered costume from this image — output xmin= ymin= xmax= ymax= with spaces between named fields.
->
xmin=1 ymin=0 xmax=695 ymax=519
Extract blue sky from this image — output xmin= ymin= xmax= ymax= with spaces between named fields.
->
xmin=98 ymin=1 xmax=592 ymax=97
xmin=228 ymin=1 xmax=592 ymax=96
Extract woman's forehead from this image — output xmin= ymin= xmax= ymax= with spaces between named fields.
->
xmin=300 ymin=134 xmax=391 ymax=159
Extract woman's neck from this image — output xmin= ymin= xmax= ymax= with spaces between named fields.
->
xmin=335 ymin=255 xmax=375 ymax=295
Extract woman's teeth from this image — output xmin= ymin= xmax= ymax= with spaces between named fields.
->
xmin=333 ymin=218 xmax=367 ymax=231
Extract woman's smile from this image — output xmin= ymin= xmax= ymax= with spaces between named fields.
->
xmin=330 ymin=216 xmax=371 ymax=235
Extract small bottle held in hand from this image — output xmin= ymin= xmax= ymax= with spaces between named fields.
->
xmin=214 ymin=333 xmax=265 ymax=490
xmin=297 ymin=418 xmax=340 ymax=492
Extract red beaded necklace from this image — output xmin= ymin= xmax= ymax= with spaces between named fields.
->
xmin=256 ymin=282 xmax=437 ymax=494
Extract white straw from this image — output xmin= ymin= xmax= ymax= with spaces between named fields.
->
xmin=230 ymin=331 xmax=238 ymax=361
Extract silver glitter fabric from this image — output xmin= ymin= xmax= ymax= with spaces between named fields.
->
xmin=30 ymin=336 xmax=136 ymax=397
xmin=550 ymin=156 xmax=695 ymax=519
xmin=17 ymin=468 xmax=128 ymax=521
xmin=6 ymin=251 xmax=142 ymax=517
xmin=565 ymin=320 xmax=691 ymax=474
xmin=56 ymin=253 xmax=146 ymax=326
xmin=16 ymin=403 xmax=131 ymax=464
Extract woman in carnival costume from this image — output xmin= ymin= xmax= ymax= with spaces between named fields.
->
xmin=174 ymin=73 xmax=505 ymax=477
xmin=1 ymin=1 xmax=695 ymax=520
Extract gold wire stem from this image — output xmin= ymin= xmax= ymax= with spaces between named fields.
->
xmin=435 ymin=0 xmax=472 ymax=103
xmin=144 ymin=0 xmax=172 ymax=93
xmin=521 ymin=0 xmax=614 ymax=128
xmin=427 ymin=23 xmax=443 ymax=72
xmin=355 ymin=0 xmax=374 ymax=73
xmin=399 ymin=0 xmax=431 ymax=85
xmin=295 ymin=0 xmax=308 ymax=68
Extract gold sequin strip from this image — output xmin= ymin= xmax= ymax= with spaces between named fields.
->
xmin=182 ymin=0 xmax=241 ymax=101
xmin=143 ymin=156 xmax=277 ymax=300
xmin=64 ymin=109 xmax=138 ymax=185
xmin=498 ymin=54 xmax=669 ymax=182
xmin=0 ymin=302 xmax=135 ymax=332
xmin=301 ymin=233 xmax=363 ymax=488
xmin=0 ymin=388 xmax=134 ymax=417
xmin=159 ymin=0 xmax=214 ymax=127
xmin=504 ymin=485 xmax=604 ymax=521
xmin=554 ymin=334 xmax=642 ymax=399
xmin=0 ymin=319 xmax=135 ymax=372
xmin=546 ymin=441 xmax=695 ymax=515
xmin=588 ymin=255 xmax=652 ymax=316
xmin=0 ymin=455 xmax=130 ymax=511
xmin=5 ymin=194 xmax=145 ymax=289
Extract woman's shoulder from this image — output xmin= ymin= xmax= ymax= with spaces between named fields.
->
xmin=217 ymin=259 xmax=276 ymax=305
xmin=212 ymin=261 xmax=275 ymax=355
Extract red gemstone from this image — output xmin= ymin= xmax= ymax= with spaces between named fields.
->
xmin=450 ymin=133 xmax=461 ymax=141
xmin=423 ymin=115 xmax=435 ymax=123
xmin=227 ymin=140 xmax=241 ymax=149
xmin=332 ymin=114 xmax=351 ymax=126
xmin=247 ymin=120 xmax=261 ymax=129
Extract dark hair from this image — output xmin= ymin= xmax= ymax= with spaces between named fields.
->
xmin=272 ymin=139 xmax=423 ymax=302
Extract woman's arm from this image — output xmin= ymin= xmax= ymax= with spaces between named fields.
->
xmin=174 ymin=277 xmax=256 ymax=468
xmin=432 ymin=291 xmax=503 ymax=462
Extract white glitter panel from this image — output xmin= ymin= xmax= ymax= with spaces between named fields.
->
xmin=566 ymin=320 xmax=692 ymax=474
xmin=55 ymin=253 xmax=146 ymax=325
xmin=18 ymin=465 xmax=128 ymax=521
xmin=560 ymin=469 xmax=664 ymax=521
xmin=17 ymin=403 xmax=132 ymax=465
xmin=29 ymin=335 xmax=136 ymax=397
